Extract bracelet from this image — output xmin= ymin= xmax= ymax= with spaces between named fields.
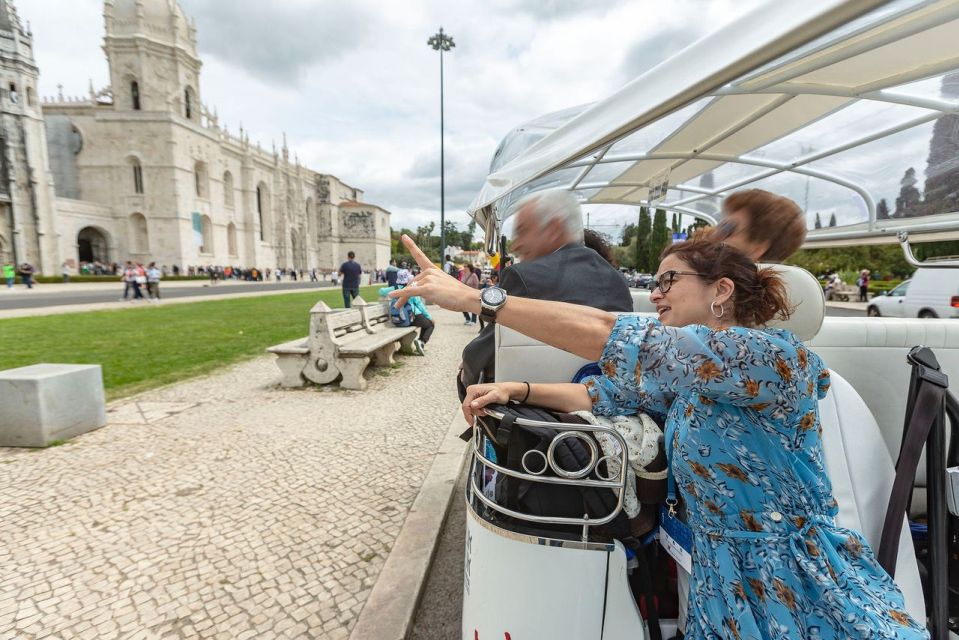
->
xmin=520 ymin=381 xmax=531 ymax=404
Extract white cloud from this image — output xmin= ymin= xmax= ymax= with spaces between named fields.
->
xmin=23 ymin=0 xmax=765 ymax=234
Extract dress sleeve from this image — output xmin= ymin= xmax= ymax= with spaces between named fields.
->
xmin=584 ymin=315 xmax=812 ymax=421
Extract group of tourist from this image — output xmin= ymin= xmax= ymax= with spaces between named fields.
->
xmin=391 ymin=188 xmax=928 ymax=640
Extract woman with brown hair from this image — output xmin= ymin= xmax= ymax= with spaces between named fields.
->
xmin=392 ymin=234 xmax=926 ymax=639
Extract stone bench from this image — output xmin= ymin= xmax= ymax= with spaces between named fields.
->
xmin=267 ymin=297 xmax=418 ymax=391
xmin=0 ymin=364 xmax=107 ymax=447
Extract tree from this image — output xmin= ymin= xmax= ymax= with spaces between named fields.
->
xmin=621 ymin=223 xmax=637 ymax=247
xmin=814 ymin=212 xmax=822 ymax=229
xmin=828 ymin=213 xmax=837 ymax=227
xmin=876 ymin=199 xmax=890 ymax=220
xmin=671 ymin=212 xmax=679 ymax=234
xmin=649 ymin=209 xmax=670 ymax=268
xmin=635 ymin=207 xmax=651 ymax=272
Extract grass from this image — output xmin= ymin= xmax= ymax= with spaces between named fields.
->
xmin=0 ymin=285 xmax=381 ymax=400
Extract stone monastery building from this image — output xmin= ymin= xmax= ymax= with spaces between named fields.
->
xmin=0 ymin=0 xmax=391 ymax=274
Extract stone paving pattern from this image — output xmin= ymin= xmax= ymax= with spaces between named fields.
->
xmin=0 ymin=308 xmax=469 ymax=639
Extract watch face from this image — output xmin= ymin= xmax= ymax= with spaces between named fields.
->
xmin=482 ymin=286 xmax=507 ymax=306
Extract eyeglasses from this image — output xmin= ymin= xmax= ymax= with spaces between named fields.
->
xmin=651 ymin=270 xmax=708 ymax=294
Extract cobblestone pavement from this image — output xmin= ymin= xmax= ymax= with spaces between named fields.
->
xmin=0 ymin=308 xmax=472 ymax=639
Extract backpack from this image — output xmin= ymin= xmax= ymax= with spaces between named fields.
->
xmin=476 ymin=403 xmax=631 ymax=539
xmin=389 ymin=298 xmax=413 ymax=327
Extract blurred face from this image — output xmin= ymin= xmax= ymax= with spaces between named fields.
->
xmin=511 ymin=204 xmax=566 ymax=261
xmin=714 ymin=209 xmax=770 ymax=261
xmin=650 ymin=255 xmax=733 ymax=328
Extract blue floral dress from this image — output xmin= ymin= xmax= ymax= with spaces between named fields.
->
xmin=583 ymin=315 xmax=929 ymax=640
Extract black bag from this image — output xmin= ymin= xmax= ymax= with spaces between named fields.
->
xmin=476 ymin=403 xmax=631 ymax=539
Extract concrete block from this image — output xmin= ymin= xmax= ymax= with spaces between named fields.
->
xmin=0 ymin=364 xmax=106 ymax=447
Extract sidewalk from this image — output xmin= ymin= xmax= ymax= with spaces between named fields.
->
xmin=0 ymin=309 xmax=471 ymax=639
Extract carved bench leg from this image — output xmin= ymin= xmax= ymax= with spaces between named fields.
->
xmin=372 ymin=341 xmax=399 ymax=367
xmin=337 ymin=357 xmax=370 ymax=391
xmin=399 ymin=331 xmax=417 ymax=355
xmin=273 ymin=354 xmax=308 ymax=388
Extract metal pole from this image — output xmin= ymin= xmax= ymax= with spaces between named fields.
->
xmin=440 ymin=44 xmax=445 ymax=268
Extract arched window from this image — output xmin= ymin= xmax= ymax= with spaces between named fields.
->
xmin=256 ymin=182 xmax=270 ymax=242
xmin=129 ymin=157 xmax=144 ymax=194
xmin=131 ymin=81 xmax=140 ymax=111
xmin=184 ymin=87 xmax=194 ymax=120
xmin=227 ymin=223 xmax=237 ymax=256
xmin=129 ymin=213 xmax=149 ymax=254
xmin=223 ymin=171 xmax=234 ymax=207
xmin=194 ymin=161 xmax=209 ymax=198
xmin=8 ymin=82 xmax=17 ymax=104
xmin=200 ymin=214 xmax=213 ymax=254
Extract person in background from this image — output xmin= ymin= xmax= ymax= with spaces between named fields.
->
xmin=707 ymin=188 xmax=807 ymax=263
xmin=338 ymin=251 xmax=362 ymax=308
xmin=146 ymin=262 xmax=162 ymax=302
xmin=386 ymin=259 xmax=399 ymax=288
xmin=61 ymin=261 xmax=71 ymax=283
xmin=444 ymin=254 xmax=454 ymax=276
xmin=18 ymin=262 xmax=35 ymax=289
xmin=409 ymin=294 xmax=435 ymax=355
xmin=396 ymin=261 xmax=412 ymax=287
xmin=858 ymin=269 xmax=870 ymax=302
xmin=3 ymin=260 xmax=14 ymax=288
xmin=583 ymin=228 xmax=616 ymax=265
xmin=462 ymin=264 xmax=480 ymax=325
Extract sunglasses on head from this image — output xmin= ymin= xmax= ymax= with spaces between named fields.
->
xmin=650 ymin=270 xmax=708 ymax=294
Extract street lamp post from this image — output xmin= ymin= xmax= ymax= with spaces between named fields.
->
xmin=428 ymin=27 xmax=454 ymax=269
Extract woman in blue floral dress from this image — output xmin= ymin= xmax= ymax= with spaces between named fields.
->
xmin=393 ymin=233 xmax=929 ymax=640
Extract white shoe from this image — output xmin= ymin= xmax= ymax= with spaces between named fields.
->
xmin=414 ymin=339 xmax=426 ymax=356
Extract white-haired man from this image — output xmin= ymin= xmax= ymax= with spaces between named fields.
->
xmin=460 ymin=189 xmax=632 ymax=388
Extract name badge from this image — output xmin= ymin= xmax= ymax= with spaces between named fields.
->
xmin=659 ymin=505 xmax=693 ymax=574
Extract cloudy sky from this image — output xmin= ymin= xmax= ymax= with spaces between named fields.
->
xmin=24 ymin=0 xmax=767 ymax=236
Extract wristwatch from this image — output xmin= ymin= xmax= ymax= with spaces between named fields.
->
xmin=479 ymin=286 xmax=508 ymax=322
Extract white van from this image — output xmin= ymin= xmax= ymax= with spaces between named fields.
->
xmin=869 ymin=266 xmax=959 ymax=319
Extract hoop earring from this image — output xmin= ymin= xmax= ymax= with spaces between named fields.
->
xmin=710 ymin=300 xmax=725 ymax=319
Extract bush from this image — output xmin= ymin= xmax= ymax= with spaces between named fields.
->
xmin=9 ymin=275 xmax=210 ymax=284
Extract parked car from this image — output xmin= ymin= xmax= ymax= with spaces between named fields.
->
xmin=867 ymin=266 xmax=959 ymax=318
xmin=633 ymin=273 xmax=652 ymax=289
xmin=867 ymin=280 xmax=910 ymax=317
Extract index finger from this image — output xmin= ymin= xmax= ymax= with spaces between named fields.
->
xmin=401 ymin=235 xmax=437 ymax=272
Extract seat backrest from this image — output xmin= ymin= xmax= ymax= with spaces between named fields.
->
xmin=819 ymin=370 xmax=925 ymax=621
xmin=808 ymin=316 xmax=959 ymax=486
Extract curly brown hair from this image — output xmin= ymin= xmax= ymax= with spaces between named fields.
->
xmin=661 ymin=238 xmax=792 ymax=327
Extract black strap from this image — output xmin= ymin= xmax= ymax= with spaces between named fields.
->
xmin=877 ymin=380 xmax=945 ymax=575
xmin=623 ymin=537 xmax=663 ymax=640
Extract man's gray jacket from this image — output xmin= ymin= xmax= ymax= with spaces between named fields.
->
xmin=460 ymin=244 xmax=633 ymax=387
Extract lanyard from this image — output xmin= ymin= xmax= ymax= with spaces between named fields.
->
xmin=664 ymin=418 xmax=679 ymax=517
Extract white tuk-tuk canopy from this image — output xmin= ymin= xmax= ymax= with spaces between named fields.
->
xmin=468 ymin=0 xmax=959 ymax=248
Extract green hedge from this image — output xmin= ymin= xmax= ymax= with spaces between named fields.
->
xmin=6 ymin=275 xmax=210 ymax=284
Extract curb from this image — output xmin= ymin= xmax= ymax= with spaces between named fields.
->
xmin=349 ymin=407 xmax=470 ymax=640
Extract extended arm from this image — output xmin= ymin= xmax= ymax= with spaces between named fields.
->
xmin=462 ymin=382 xmax=592 ymax=425
xmin=390 ymin=235 xmax=616 ymax=361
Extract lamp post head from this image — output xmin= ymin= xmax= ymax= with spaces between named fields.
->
xmin=428 ymin=27 xmax=455 ymax=51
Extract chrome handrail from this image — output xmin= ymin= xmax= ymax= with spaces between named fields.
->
xmin=469 ymin=407 xmax=630 ymax=542
xmin=898 ymin=231 xmax=959 ymax=269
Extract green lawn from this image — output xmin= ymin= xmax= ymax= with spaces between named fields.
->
xmin=0 ymin=286 xmax=381 ymax=400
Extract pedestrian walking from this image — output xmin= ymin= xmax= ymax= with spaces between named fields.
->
xmin=61 ymin=261 xmax=71 ymax=283
xmin=147 ymin=262 xmax=162 ymax=301
xmin=462 ymin=264 xmax=480 ymax=325
xmin=857 ymin=269 xmax=870 ymax=302
xmin=338 ymin=251 xmax=362 ymax=308
xmin=18 ymin=262 xmax=35 ymax=289
xmin=386 ymin=259 xmax=399 ymax=288
xmin=2 ymin=261 xmax=14 ymax=288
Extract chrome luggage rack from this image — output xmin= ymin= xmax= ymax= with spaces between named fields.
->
xmin=468 ymin=406 xmax=630 ymax=543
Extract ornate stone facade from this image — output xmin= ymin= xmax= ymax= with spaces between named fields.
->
xmin=0 ymin=0 xmax=390 ymax=273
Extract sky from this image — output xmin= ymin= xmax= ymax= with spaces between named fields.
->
xmin=23 ymin=0 xmax=769 ymax=238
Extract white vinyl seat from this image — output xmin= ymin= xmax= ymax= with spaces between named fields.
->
xmin=819 ymin=370 xmax=925 ymax=620
xmin=494 ymin=265 xmax=924 ymax=618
